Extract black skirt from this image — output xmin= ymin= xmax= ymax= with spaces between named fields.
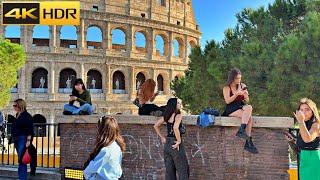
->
xmin=222 ymin=101 xmax=244 ymax=116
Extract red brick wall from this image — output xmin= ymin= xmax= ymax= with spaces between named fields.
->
xmin=60 ymin=123 xmax=289 ymax=179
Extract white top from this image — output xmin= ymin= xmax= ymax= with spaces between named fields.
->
xmin=84 ymin=141 xmax=123 ymax=180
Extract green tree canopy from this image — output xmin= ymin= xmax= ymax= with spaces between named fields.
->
xmin=0 ymin=38 xmax=26 ymax=109
xmin=172 ymin=0 xmax=320 ymax=116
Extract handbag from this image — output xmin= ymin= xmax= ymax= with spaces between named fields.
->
xmin=179 ymin=123 xmax=186 ymax=134
xmin=22 ymin=149 xmax=31 ymax=164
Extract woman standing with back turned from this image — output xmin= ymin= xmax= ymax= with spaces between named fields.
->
xmin=154 ymin=98 xmax=189 ymax=180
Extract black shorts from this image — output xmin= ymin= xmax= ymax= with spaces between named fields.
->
xmin=222 ymin=101 xmax=245 ymax=116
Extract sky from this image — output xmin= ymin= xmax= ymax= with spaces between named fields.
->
xmin=4 ymin=0 xmax=275 ymax=50
xmin=192 ymin=0 xmax=275 ymax=45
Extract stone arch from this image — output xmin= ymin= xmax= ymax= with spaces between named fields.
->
xmin=188 ymin=39 xmax=197 ymax=56
xmin=112 ymin=71 xmax=126 ymax=94
xmin=111 ymin=27 xmax=126 ymax=51
xmin=87 ymin=69 xmax=103 ymax=93
xmin=155 ymin=33 xmax=169 ymax=56
xmin=33 ymin=114 xmax=47 ymax=137
xmin=59 ymin=68 xmax=77 ymax=93
xmin=134 ymin=29 xmax=148 ymax=53
xmin=156 ymin=72 xmax=170 ymax=94
xmin=136 ymin=72 xmax=146 ymax=90
xmin=31 ymin=67 xmax=48 ymax=93
xmin=173 ymin=36 xmax=185 ymax=58
xmin=60 ymin=25 xmax=78 ymax=48
xmin=32 ymin=25 xmax=50 ymax=46
xmin=86 ymin=25 xmax=103 ymax=49
xmin=4 ymin=25 xmax=21 ymax=44
xmin=157 ymin=74 xmax=164 ymax=93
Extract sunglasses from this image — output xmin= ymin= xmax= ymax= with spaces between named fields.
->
xmin=13 ymin=104 xmax=17 ymax=107
xmin=98 ymin=116 xmax=114 ymax=123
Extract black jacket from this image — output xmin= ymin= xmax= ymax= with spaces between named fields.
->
xmin=11 ymin=111 xmax=34 ymax=138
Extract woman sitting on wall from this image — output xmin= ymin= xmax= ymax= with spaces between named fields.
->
xmin=63 ymin=78 xmax=94 ymax=115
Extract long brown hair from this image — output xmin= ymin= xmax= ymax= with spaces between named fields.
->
xmin=139 ymin=79 xmax=156 ymax=102
xmin=84 ymin=116 xmax=126 ymax=168
xmin=226 ymin=68 xmax=241 ymax=86
xmin=297 ymin=98 xmax=320 ymax=124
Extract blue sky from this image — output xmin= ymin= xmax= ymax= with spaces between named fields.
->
xmin=193 ymin=0 xmax=275 ymax=45
xmin=4 ymin=0 xmax=275 ymax=50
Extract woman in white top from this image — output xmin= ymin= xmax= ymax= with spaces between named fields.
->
xmin=84 ymin=116 xmax=126 ymax=180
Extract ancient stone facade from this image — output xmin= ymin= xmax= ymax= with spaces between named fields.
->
xmin=0 ymin=0 xmax=201 ymax=123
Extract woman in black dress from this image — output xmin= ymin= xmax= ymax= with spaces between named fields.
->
xmin=222 ymin=68 xmax=258 ymax=154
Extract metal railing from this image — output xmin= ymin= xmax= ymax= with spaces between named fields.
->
xmin=0 ymin=123 xmax=60 ymax=168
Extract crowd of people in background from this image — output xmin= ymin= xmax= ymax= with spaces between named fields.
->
xmin=1 ymin=67 xmax=319 ymax=180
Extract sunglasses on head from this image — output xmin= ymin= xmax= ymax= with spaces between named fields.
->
xmin=98 ymin=116 xmax=114 ymax=123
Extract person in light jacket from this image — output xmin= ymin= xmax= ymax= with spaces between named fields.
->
xmin=84 ymin=116 xmax=126 ymax=180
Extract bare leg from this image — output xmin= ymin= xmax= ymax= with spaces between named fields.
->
xmin=241 ymin=105 xmax=252 ymax=124
xmin=229 ymin=109 xmax=244 ymax=119
xmin=246 ymin=116 xmax=253 ymax=137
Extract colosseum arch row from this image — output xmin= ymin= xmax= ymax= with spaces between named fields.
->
xmin=1 ymin=24 xmax=199 ymax=62
xmin=13 ymin=65 xmax=184 ymax=97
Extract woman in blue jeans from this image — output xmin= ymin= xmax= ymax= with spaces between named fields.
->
xmin=63 ymin=78 xmax=94 ymax=115
xmin=11 ymin=99 xmax=34 ymax=180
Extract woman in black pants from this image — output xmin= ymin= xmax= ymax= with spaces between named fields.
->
xmin=154 ymin=98 xmax=189 ymax=180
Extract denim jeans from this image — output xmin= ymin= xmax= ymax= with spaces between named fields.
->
xmin=164 ymin=137 xmax=189 ymax=180
xmin=64 ymin=103 xmax=94 ymax=115
xmin=14 ymin=136 xmax=27 ymax=180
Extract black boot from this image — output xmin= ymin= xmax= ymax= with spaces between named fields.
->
xmin=236 ymin=124 xmax=250 ymax=140
xmin=79 ymin=110 xmax=89 ymax=115
xmin=244 ymin=137 xmax=258 ymax=154
xmin=63 ymin=111 xmax=72 ymax=115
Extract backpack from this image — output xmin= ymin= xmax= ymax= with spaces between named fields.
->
xmin=197 ymin=108 xmax=220 ymax=128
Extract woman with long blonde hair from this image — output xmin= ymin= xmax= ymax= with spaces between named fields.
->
xmin=11 ymin=99 xmax=34 ymax=180
xmin=293 ymin=98 xmax=320 ymax=180
xmin=84 ymin=116 xmax=126 ymax=179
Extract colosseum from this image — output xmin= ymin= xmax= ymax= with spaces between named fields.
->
xmin=0 ymin=0 xmax=201 ymax=124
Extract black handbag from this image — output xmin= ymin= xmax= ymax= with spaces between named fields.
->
xmin=179 ymin=123 xmax=186 ymax=134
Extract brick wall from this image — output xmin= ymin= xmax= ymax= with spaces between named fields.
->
xmin=59 ymin=115 xmax=292 ymax=180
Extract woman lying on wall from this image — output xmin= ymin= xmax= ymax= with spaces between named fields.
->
xmin=134 ymin=79 xmax=166 ymax=116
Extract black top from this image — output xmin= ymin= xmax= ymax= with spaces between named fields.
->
xmin=166 ymin=114 xmax=181 ymax=137
xmin=11 ymin=111 xmax=34 ymax=138
xmin=296 ymin=119 xmax=320 ymax=151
